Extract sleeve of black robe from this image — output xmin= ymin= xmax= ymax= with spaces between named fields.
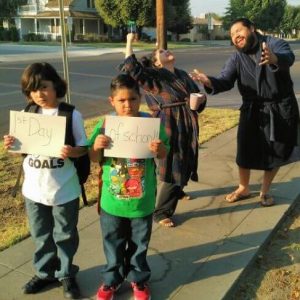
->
xmin=203 ymin=53 xmax=239 ymax=95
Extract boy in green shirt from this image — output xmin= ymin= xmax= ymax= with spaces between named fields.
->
xmin=89 ymin=74 xmax=169 ymax=300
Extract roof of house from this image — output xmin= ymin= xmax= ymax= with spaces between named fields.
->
xmin=36 ymin=11 xmax=100 ymax=18
xmin=46 ymin=0 xmax=74 ymax=7
xmin=193 ymin=17 xmax=223 ymax=26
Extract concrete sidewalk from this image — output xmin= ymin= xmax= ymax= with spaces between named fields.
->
xmin=0 ymin=44 xmax=124 ymax=62
xmin=0 ymin=126 xmax=300 ymax=300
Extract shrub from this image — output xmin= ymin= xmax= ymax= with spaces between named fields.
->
xmin=140 ymin=33 xmax=151 ymax=42
xmin=23 ymin=33 xmax=45 ymax=41
xmin=0 ymin=28 xmax=10 ymax=41
xmin=10 ymin=27 xmax=19 ymax=41
xmin=180 ymin=38 xmax=191 ymax=42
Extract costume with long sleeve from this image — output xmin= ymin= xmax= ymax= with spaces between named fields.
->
xmin=121 ymin=54 xmax=206 ymax=187
xmin=206 ymin=33 xmax=299 ymax=170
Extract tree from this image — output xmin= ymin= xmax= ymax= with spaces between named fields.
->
xmin=95 ymin=0 xmax=192 ymax=40
xmin=222 ymin=0 xmax=286 ymax=33
xmin=166 ymin=0 xmax=192 ymax=40
xmin=246 ymin=0 xmax=286 ymax=32
xmin=0 ymin=0 xmax=26 ymax=25
xmin=280 ymin=5 xmax=300 ymax=36
xmin=222 ymin=0 xmax=247 ymax=30
xmin=95 ymin=0 xmax=154 ymax=37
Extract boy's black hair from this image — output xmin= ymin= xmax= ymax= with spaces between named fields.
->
xmin=230 ymin=18 xmax=255 ymax=30
xmin=21 ymin=62 xmax=67 ymax=100
xmin=110 ymin=73 xmax=140 ymax=96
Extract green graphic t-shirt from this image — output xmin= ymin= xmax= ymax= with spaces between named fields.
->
xmin=88 ymin=113 xmax=169 ymax=218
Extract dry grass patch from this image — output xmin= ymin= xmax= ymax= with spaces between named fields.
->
xmin=0 ymin=107 xmax=239 ymax=251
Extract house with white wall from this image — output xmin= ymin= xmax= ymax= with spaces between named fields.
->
xmin=15 ymin=0 xmax=109 ymax=41
xmin=179 ymin=15 xmax=228 ymax=42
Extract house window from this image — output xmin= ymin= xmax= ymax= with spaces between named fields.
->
xmin=80 ymin=19 xmax=84 ymax=33
xmin=87 ymin=0 xmax=95 ymax=8
xmin=51 ymin=19 xmax=60 ymax=33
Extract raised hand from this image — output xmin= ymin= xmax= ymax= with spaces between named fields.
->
xmin=259 ymin=42 xmax=278 ymax=66
xmin=190 ymin=69 xmax=212 ymax=89
xmin=127 ymin=32 xmax=135 ymax=44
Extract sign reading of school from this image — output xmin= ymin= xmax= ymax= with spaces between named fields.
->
xmin=104 ymin=115 xmax=160 ymax=158
xmin=9 ymin=111 xmax=66 ymax=157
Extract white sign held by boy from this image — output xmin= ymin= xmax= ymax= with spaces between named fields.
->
xmin=9 ymin=110 xmax=66 ymax=157
xmin=104 ymin=115 xmax=160 ymax=158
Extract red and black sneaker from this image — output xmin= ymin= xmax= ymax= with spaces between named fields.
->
xmin=96 ymin=284 xmax=120 ymax=300
xmin=131 ymin=282 xmax=151 ymax=300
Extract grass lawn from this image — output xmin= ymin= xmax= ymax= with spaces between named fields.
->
xmin=0 ymin=107 xmax=239 ymax=251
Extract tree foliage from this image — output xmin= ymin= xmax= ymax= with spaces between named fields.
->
xmin=95 ymin=0 xmax=192 ymax=36
xmin=95 ymin=0 xmax=153 ymax=28
xmin=223 ymin=0 xmax=287 ymax=32
xmin=280 ymin=5 xmax=300 ymax=36
xmin=248 ymin=0 xmax=286 ymax=32
xmin=0 ymin=0 xmax=27 ymax=24
xmin=222 ymin=0 xmax=247 ymax=30
xmin=166 ymin=0 xmax=192 ymax=35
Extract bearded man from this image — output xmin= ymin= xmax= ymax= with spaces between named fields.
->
xmin=192 ymin=18 xmax=299 ymax=206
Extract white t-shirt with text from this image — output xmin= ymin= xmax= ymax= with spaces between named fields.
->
xmin=22 ymin=106 xmax=87 ymax=206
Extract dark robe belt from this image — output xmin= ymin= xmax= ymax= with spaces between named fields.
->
xmin=157 ymin=101 xmax=187 ymax=110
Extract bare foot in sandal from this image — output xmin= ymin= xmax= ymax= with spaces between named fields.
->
xmin=158 ymin=218 xmax=175 ymax=228
xmin=225 ymin=188 xmax=251 ymax=203
xmin=179 ymin=192 xmax=191 ymax=201
xmin=260 ymin=194 xmax=275 ymax=207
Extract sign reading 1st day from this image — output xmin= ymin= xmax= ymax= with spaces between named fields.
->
xmin=9 ymin=111 xmax=66 ymax=157
xmin=104 ymin=115 xmax=160 ymax=159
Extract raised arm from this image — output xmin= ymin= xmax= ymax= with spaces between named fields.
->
xmin=125 ymin=33 xmax=135 ymax=58
xmin=262 ymin=37 xmax=295 ymax=71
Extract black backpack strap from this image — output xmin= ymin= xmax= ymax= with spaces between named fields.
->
xmin=25 ymin=103 xmax=40 ymax=113
xmin=58 ymin=102 xmax=75 ymax=146
xmin=58 ymin=102 xmax=88 ymax=206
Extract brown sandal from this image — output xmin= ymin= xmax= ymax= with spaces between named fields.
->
xmin=260 ymin=194 xmax=275 ymax=207
xmin=158 ymin=218 xmax=175 ymax=228
xmin=225 ymin=191 xmax=251 ymax=203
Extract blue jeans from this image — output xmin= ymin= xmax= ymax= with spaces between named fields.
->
xmin=25 ymin=198 xmax=79 ymax=280
xmin=100 ymin=210 xmax=152 ymax=286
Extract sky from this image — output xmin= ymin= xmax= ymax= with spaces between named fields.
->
xmin=189 ymin=0 xmax=300 ymax=17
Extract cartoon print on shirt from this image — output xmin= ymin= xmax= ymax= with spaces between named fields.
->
xmin=109 ymin=158 xmax=145 ymax=199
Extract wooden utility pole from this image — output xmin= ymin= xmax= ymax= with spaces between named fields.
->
xmin=156 ymin=0 xmax=167 ymax=49
xmin=58 ymin=0 xmax=71 ymax=103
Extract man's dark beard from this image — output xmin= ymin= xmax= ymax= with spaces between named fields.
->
xmin=235 ymin=33 xmax=257 ymax=53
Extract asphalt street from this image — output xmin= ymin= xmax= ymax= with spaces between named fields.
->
xmin=0 ymin=41 xmax=300 ymax=137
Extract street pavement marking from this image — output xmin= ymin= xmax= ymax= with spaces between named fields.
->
xmin=69 ymin=71 xmax=113 ymax=79
xmin=0 ymin=100 xmax=24 ymax=109
xmin=0 ymin=82 xmax=20 ymax=88
xmin=71 ymin=91 xmax=108 ymax=100
xmin=0 ymin=90 xmax=20 ymax=97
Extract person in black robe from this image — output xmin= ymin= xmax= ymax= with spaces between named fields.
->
xmin=191 ymin=18 xmax=299 ymax=206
